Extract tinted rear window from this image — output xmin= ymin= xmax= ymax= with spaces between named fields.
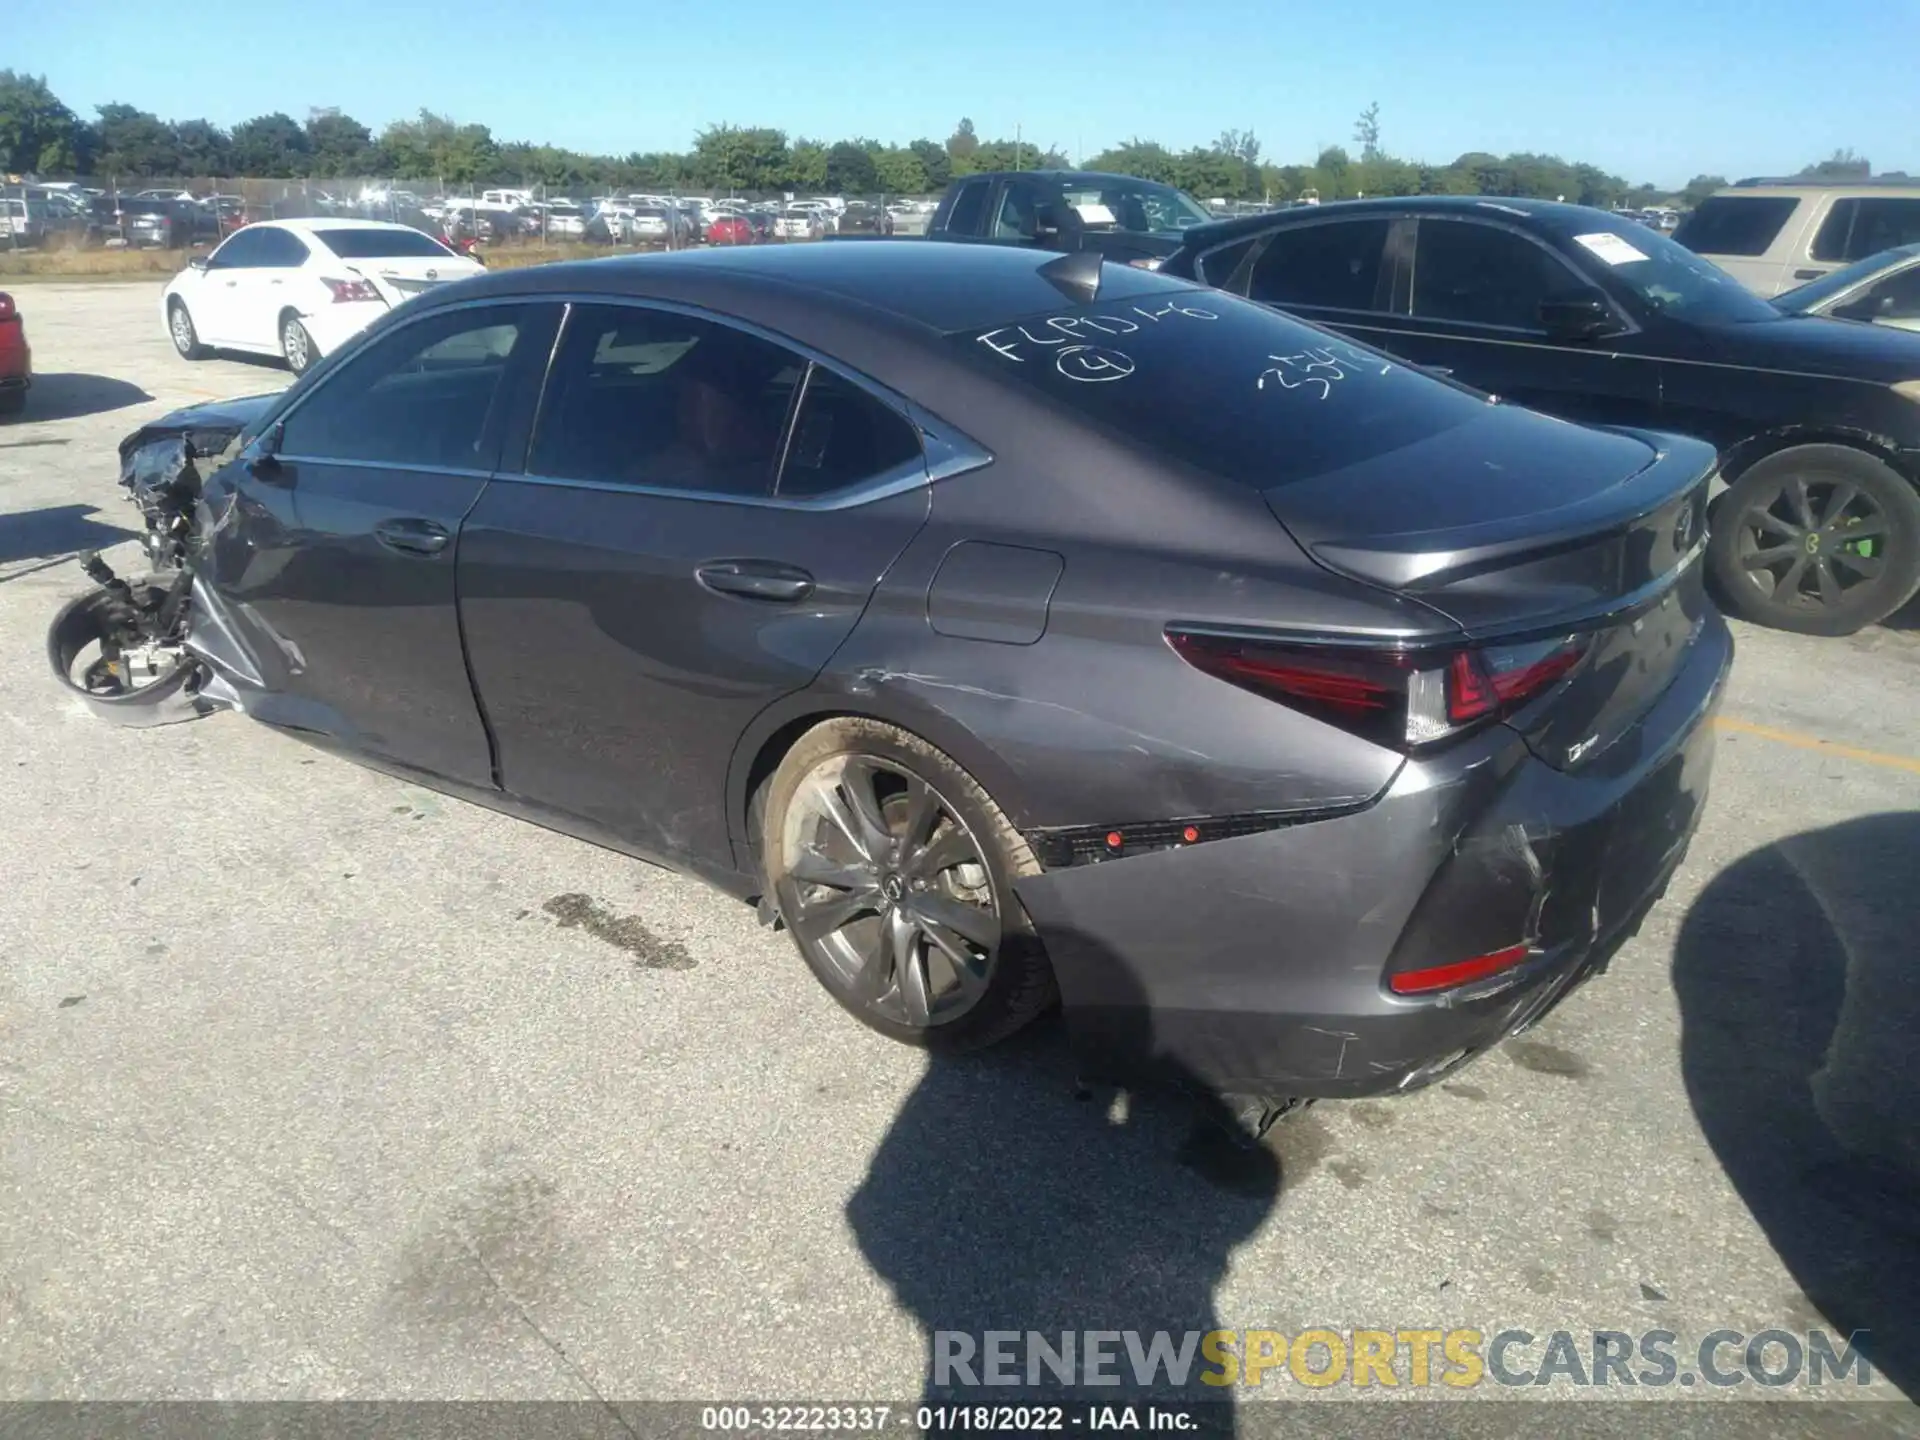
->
xmin=318 ymin=228 xmax=455 ymax=259
xmin=956 ymin=291 xmax=1486 ymax=487
xmin=1811 ymin=197 xmax=1920 ymax=263
xmin=1672 ymin=196 xmax=1797 ymax=257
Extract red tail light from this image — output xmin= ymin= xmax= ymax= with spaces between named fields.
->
xmin=1167 ymin=629 xmax=1589 ymax=752
xmin=0 ymin=293 xmax=15 ymax=321
xmin=322 ymin=277 xmax=382 ymax=303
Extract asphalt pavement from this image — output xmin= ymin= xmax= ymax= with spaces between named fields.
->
xmin=2 ymin=282 xmax=1918 ymax=1425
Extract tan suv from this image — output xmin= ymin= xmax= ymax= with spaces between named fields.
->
xmin=1673 ymin=180 xmax=1920 ymax=296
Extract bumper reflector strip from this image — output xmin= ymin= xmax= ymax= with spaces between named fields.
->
xmin=1389 ymin=943 xmax=1530 ymax=996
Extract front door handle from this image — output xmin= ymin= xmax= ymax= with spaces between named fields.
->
xmin=375 ymin=518 xmax=451 ymax=556
xmin=1793 ymin=268 xmax=1822 ymax=280
xmin=696 ymin=560 xmax=814 ymax=602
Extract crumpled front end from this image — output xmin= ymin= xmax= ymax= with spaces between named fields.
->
xmin=46 ymin=397 xmax=276 ymax=727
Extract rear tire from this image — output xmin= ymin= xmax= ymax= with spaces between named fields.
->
xmin=1707 ymin=445 xmax=1920 ymax=636
xmin=167 ymin=300 xmax=207 ymax=360
xmin=761 ymin=718 xmax=1056 ymax=1053
xmin=280 ymin=313 xmax=315 ymax=375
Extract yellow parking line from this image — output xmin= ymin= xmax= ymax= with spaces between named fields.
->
xmin=1714 ymin=716 xmax=1920 ymax=777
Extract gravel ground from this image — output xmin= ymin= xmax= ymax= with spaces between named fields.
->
xmin=2 ymin=283 xmax=1917 ymax=1429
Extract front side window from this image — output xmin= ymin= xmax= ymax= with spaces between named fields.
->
xmin=278 ymin=305 xmax=536 ymax=470
xmin=945 ymin=179 xmax=990 ymax=234
xmin=209 ymin=228 xmax=269 ymax=268
xmin=993 ymin=185 xmax=1038 ymax=240
xmin=1412 ymin=220 xmax=1581 ymax=331
xmin=1246 ymin=220 xmax=1392 ymax=312
xmin=529 ymin=304 xmax=805 ymax=497
xmin=1672 ymin=195 xmax=1798 ymax=257
xmin=1837 ymin=264 xmax=1920 ymax=324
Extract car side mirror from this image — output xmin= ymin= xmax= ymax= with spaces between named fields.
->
xmin=1539 ymin=287 xmax=1619 ymax=341
xmin=189 ymin=255 xmax=210 ymax=273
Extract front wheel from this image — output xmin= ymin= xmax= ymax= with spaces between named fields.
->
xmin=167 ymin=301 xmax=207 ymax=360
xmin=762 ymin=718 xmax=1056 ymax=1052
xmin=280 ymin=314 xmax=316 ymax=375
xmin=1708 ymin=445 xmax=1920 ymax=636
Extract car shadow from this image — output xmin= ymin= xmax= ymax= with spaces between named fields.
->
xmin=1879 ymin=590 xmax=1920 ymax=632
xmin=9 ymin=373 xmax=152 ymax=422
xmin=846 ymin=929 xmax=1285 ymax=1426
xmin=0 ymin=503 xmax=138 ymax=577
xmin=1673 ymin=811 xmax=1920 ymax=1399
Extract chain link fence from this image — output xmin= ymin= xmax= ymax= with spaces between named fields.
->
xmin=3 ymin=174 xmax=940 ymax=257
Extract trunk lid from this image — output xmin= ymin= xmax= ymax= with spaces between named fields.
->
xmin=1261 ymin=413 xmax=1718 ymax=769
xmin=342 ymin=256 xmax=483 ymax=306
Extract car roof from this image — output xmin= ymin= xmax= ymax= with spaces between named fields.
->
xmin=1175 ymin=194 xmax=1636 ymax=249
xmin=435 ymin=238 xmax=1198 ymax=334
xmin=258 ymin=218 xmax=431 ymax=236
xmin=963 ymin=169 xmax=1184 ymax=187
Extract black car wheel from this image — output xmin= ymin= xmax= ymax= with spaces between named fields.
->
xmin=167 ymin=300 xmax=207 ymax=360
xmin=280 ymin=314 xmax=315 ymax=375
xmin=763 ymin=718 xmax=1056 ymax=1051
xmin=1708 ymin=445 xmax=1920 ymax=636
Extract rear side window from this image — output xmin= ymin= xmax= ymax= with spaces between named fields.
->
xmin=776 ymin=368 xmax=923 ymax=499
xmin=1246 ymin=220 xmax=1391 ymax=312
xmin=956 ymin=291 xmax=1485 ymax=488
xmin=529 ymin=304 xmax=805 ymax=497
xmin=279 ymin=305 xmax=536 ymax=469
xmin=945 ymin=180 xmax=991 ymax=235
xmin=256 ymin=229 xmax=310 ymax=267
xmin=1672 ymin=196 xmax=1798 ymax=257
xmin=1412 ymin=220 xmax=1583 ymax=331
xmin=1812 ymin=198 xmax=1920 ymax=262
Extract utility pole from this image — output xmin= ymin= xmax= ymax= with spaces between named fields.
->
xmin=1015 ymin=121 xmax=1022 ymax=171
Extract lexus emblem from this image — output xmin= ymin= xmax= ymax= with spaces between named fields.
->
xmin=1674 ymin=501 xmax=1696 ymax=549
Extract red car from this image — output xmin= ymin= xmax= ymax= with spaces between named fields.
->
xmin=0 ymin=291 xmax=29 ymax=418
xmin=706 ymin=213 xmax=755 ymax=246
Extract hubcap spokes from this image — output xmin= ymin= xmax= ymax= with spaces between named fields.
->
xmin=782 ymin=756 xmax=999 ymax=1028
xmin=1738 ymin=475 xmax=1886 ymax=608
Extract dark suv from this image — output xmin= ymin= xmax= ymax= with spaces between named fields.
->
xmin=1164 ymin=196 xmax=1920 ymax=635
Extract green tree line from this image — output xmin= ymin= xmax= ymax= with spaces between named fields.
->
xmin=0 ymin=72 xmax=1884 ymax=207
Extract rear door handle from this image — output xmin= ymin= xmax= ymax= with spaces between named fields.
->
xmin=695 ymin=560 xmax=814 ymax=602
xmin=1793 ymin=268 xmax=1822 ymax=280
xmin=375 ymin=518 xmax=451 ymax=556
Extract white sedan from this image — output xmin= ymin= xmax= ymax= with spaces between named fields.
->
xmin=160 ymin=219 xmax=484 ymax=375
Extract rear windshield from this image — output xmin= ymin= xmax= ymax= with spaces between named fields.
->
xmin=955 ymin=291 xmax=1488 ymax=486
xmin=1672 ymin=196 xmax=1798 ymax=257
xmin=318 ymin=228 xmax=455 ymax=259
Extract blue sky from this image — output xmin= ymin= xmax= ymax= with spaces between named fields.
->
xmin=11 ymin=0 xmax=1917 ymax=186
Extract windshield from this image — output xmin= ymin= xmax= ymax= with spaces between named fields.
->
xmin=1558 ymin=219 xmax=1780 ymax=324
xmin=318 ymin=228 xmax=456 ymax=260
xmin=1774 ymin=247 xmax=1920 ymax=314
xmin=1059 ymin=178 xmax=1212 ymax=234
xmin=955 ymin=289 xmax=1488 ymax=486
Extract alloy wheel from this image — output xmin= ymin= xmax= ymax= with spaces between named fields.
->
xmin=282 ymin=319 xmax=311 ymax=373
xmin=777 ymin=754 xmax=1001 ymax=1030
xmin=1735 ymin=473 xmax=1888 ymax=613
xmin=170 ymin=306 xmax=194 ymax=355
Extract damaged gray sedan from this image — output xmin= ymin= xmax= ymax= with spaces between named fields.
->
xmin=50 ymin=242 xmax=1731 ymax=1128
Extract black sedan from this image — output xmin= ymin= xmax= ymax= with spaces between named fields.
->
xmin=58 ymin=243 xmax=1730 ymax=1119
xmin=1164 ymin=197 xmax=1920 ymax=635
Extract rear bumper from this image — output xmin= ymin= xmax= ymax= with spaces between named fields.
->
xmin=1014 ymin=609 xmax=1733 ymax=1099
